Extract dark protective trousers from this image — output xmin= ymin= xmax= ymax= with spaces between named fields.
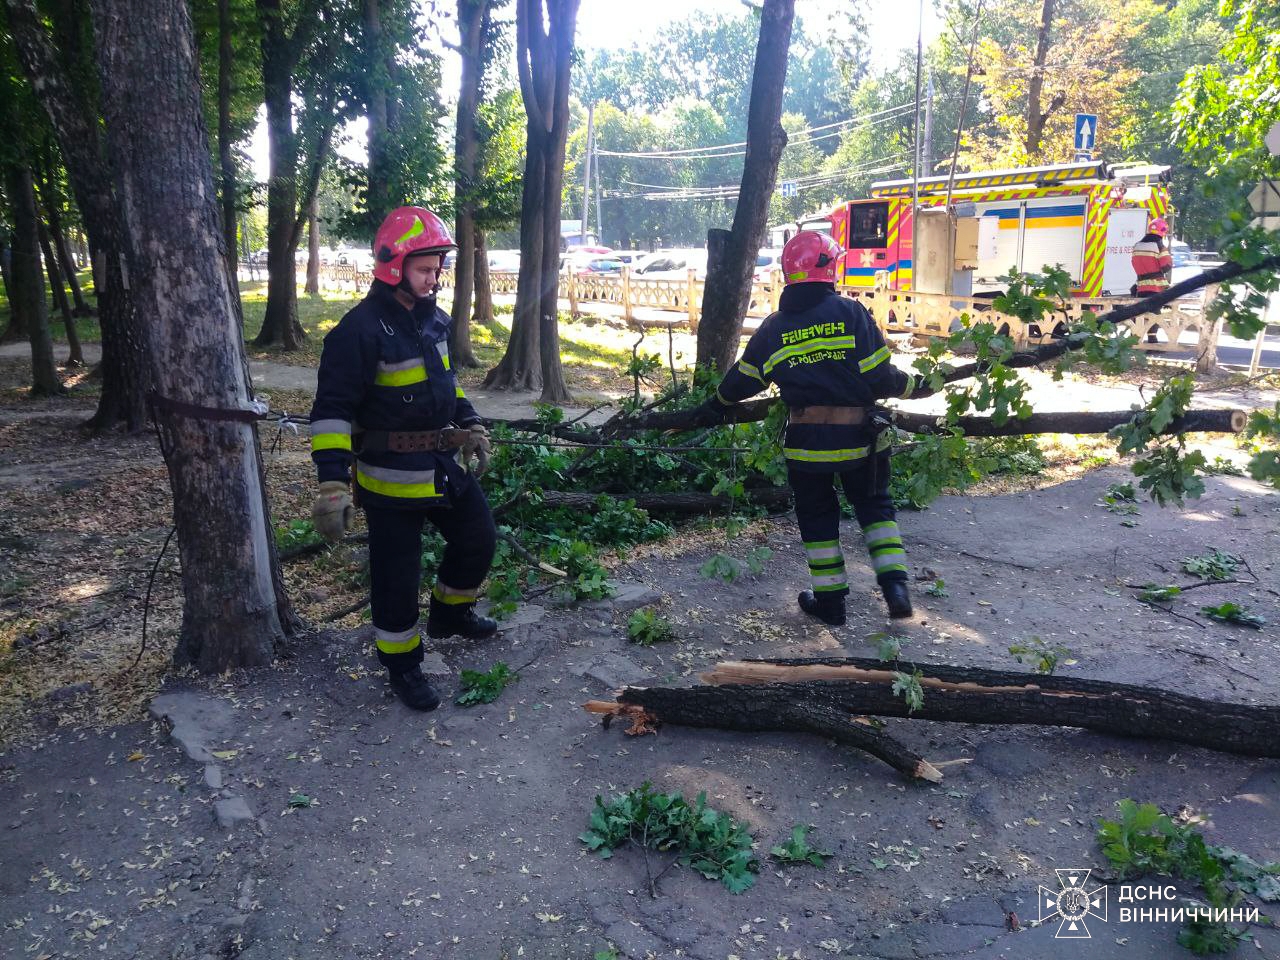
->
xmin=787 ymin=450 xmax=908 ymax=596
xmin=363 ymin=475 xmax=496 ymax=673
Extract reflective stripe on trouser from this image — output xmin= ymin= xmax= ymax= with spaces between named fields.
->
xmin=432 ymin=582 xmax=479 ymax=605
xmin=364 ymin=476 xmax=497 ymax=672
xmin=804 ymin=539 xmax=847 ymax=593
xmin=375 ymin=623 xmax=421 ymax=656
xmin=788 ymin=450 xmax=906 ymax=589
xmin=863 ymin=520 xmax=908 ymax=577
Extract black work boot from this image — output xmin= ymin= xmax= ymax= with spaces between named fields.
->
xmin=426 ymin=598 xmax=498 ymax=640
xmin=797 ymin=590 xmax=846 ymax=626
xmin=882 ymin=580 xmax=913 ymax=619
xmin=387 ymin=666 xmax=441 ymax=711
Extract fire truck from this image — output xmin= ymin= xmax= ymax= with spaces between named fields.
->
xmin=816 ymin=160 xmax=1172 ymax=300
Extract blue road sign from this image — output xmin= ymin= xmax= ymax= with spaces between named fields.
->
xmin=1074 ymin=114 xmax=1097 ymax=153
xmin=780 ymin=180 xmax=798 ymax=198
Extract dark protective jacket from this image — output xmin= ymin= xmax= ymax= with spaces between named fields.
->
xmin=1131 ymin=233 xmax=1172 ymax=295
xmin=713 ymin=283 xmax=915 ymax=473
xmin=309 ymin=281 xmax=482 ymax=508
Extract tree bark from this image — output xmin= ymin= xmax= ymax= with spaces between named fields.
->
xmin=1024 ymin=0 xmax=1056 ymax=159
xmin=585 ymin=695 xmax=941 ymax=782
xmin=472 ymin=227 xmax=494 ymax=327
xmin=38 ymin=217 xmax=85 ymax=366
xmin=4 ymin=0 xmax=150 ymax=432
xmin=217 ymin=0 xmax=243 ymax=325
xmin=679 ymin=657 xmax=1280 ymax=758
xmin=362 ymin=0 xmax=396 ymax=224
xmin=305 ymin=194 xmax=320 ymax=295
xmin=485 ymin=0 xmax=579 ymax=400
xmin=2 ymin=162 xmax=62 ymax=394
xmin=695 ymin=0 xmax=794 ymax=373
xmin=254 ymin=0 xmax=307 ymax=350
xmin=90 ymin=0 xmax=295 ymax=671
xmin=449 ymin=0 xmax=487 ymax=369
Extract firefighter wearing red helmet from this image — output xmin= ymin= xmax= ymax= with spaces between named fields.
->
xmin=1131 ymin=216 xmax=1172 ymax=343
xmin=308 ymin=206 xmax=496 ymax=711
xmin=704 ymin=230 xmax=918 ymax=624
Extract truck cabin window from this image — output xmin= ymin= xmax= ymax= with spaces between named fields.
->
xmin=848 ymin=203 xmax=890 ymax=249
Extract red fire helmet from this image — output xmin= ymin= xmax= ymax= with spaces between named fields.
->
xmin=780 ymin=231 xmax=843 ymax=285
xmin=372 ymin=207 xmax=456 ymax=285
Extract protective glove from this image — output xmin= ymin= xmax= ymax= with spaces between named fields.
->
xmin=460 ymin=424 xmax=492 ymax=476
xmin=311 ymin=480 xmax=354 ymax=543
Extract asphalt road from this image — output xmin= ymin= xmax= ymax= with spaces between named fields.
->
xmin=1162 ymin=327 xmax=1280 ymax=369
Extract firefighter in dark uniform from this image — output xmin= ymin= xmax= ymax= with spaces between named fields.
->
xmin=706 ymin=231 xmax=917 ymax=625
xmin=309 ymin=206 xmax=497 ymax=711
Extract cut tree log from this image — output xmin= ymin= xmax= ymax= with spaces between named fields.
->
xmin=584 ymin=696 xmax=943 ymax=782
xmin=584 ymin=656 xmax=1280 ymax=781
xmin=693 ymin=657 xmax=1280 ymax=757
xmin=589 ymin=402 xmax=1247 ymax=438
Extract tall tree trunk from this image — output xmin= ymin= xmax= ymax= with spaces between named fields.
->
xmin=47 ymin=200 xmax=91 ymax=315
xmin=362 ymin=0 xmax=396 ymax=224
xmin=90 ymin=0 xmax=295 ymax=671
xmin=449 ymin=0 xmax=487 ymax=368
xmin=1024 ymin=0 xmax=1055 ymax=159
xmin=472 ymin=227 xmax=493 ymax=327
xmin=485 ymin=0 xmax=578 ymax=398
xmin=217 ymin=0 xmax=243 ymax=325
xmin=695 ymin=0 xmax=794 ymax=373
xmin=255 ymin=0 xmax=305 ymax=350
xmin=38 ymin=217 xmax=85 ymax=365
xmin=486 ymin=129 xmax=545 ymax=390
xmin=305 ymin=194 xmax=320 ymax=295
xmin=3 ymin=163 xmax=62 ymax=394
xmin=5 ymin=0 xmax=150 ymax=432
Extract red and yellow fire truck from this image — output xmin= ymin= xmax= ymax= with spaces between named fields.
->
xmin=821 ymin=160 xmax=1171 ymax=299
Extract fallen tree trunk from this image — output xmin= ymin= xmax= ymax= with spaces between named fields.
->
xmin=583 ymin=655 xmax=1280 ymax=781
xmin=584 ymin=697 xmax=943 ymax=782
xmin=541 ymin=488 xmax=792 ymax=514
xmin=689 ymin=657 xmax=1280 ymax=758
xmin=507 ymin=403 xmax=1247 ymax=439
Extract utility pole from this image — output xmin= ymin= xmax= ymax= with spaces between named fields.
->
xmin=581 ymin=100 xmax=595 ymax=244
xmin=594 ymin=145 xmax=604 ymax=245
xmin=922 ymin=68 xmax=934 ymax=176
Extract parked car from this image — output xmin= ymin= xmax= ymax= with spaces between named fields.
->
xmin=565 ymin=252 xmax=623 ymax=277
xmin=1170 ymin=240 xmax=1224 ymax=308
xmin=754 ymin=248 xmax=783 ymax=281
xmin=632 ymin=248 xmax=708 ymax=280
xmin=612 ymin=251 xmax=646 ymax=265
xmin=487 ymin=249 xmax=521 ymax=272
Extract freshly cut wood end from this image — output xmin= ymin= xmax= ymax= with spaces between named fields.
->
xmin=1229 ymin=409 xmax=1247 ymax=433
xmin=916 ymin=760 xmax=944 ymax=783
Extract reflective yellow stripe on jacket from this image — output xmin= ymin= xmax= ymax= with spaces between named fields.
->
xmin=310 ymin=418 xmax=352 ymax=453
xmin=355 ymin=461 xmax=440 ymax=499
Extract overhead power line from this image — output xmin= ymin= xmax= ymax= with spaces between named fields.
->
xmin=595 ymin=102 xmax=920 ymax=160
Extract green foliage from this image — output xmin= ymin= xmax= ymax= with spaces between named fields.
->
xmin=1102 ymin=479 xmax=1140 ymax=516
xmin=925 ymin=579 xmax=948 ymax=597
xmin=869 ymin=633 xmax=905 ymax=661
xmin=580 ymin=783 xmax=759 ymax=894
xmin=770 ymin=824 xmax=833 ymax=867
xmin=626 ymin=608 xmax=675 ymax=646
xmin=274 ymin=519 xmax=323 ymax=552
xmin=890 ymin=434 xmax=1044 ymax=509
xmin=1097 ymin=799 xmax=1277 ymax=954
xmin=544 ymin=539 xmax=614 ymax=602
xmin=891 ymin=669 xmax=925 ymax=713
xmin=1181 ymin=549 xmax=1241 ymax=580
xmin=699 ymin=553 xmax=740 ymax=583
xmin=455 ymin=662 xmax=516 ymax=707
xmin=1243 ymin=403 xmax=1280 ymax=488
xmin=1111 ymin=376 xmax=1208 ymax=507
xmin=1008 ymin=637 xmax=1073 ymax=675
xmin=1138 ymin=584 xmax=1183 ymax=604
xmin=1200 ymin=602 xmax=1265 ymax=629
xmin=698 ymin=547 xmax=771 ymax=583
xmin=1203 ymin=456 xmax=1244 ymax=477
